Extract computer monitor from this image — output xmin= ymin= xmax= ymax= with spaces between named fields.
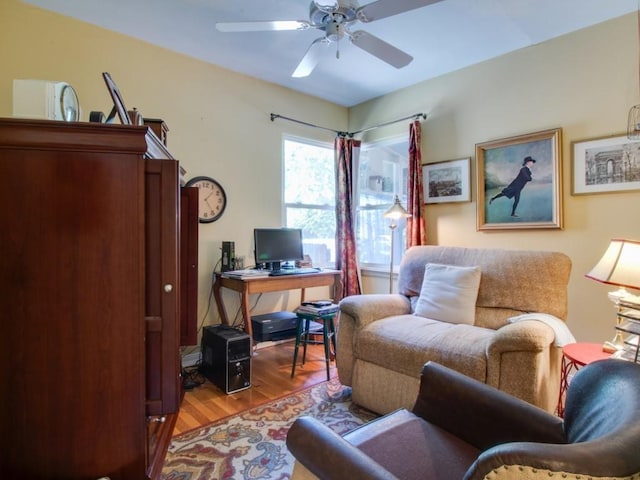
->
xmin=254 ymin=228 xmax=304 ymax=270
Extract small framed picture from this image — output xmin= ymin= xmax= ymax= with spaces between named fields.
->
xmin=423 ymin=158 xmax=471 ymax=204
xmin=571 ymin=134 xmax=640 ymax=195
xmin=101 ymin=72 xmax=132 ymax=125
xmin=476 ymin=128 xmax=563 ymax=231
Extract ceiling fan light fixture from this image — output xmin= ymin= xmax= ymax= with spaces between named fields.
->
xmin=325 ymin=20 xmax=345 ymax=41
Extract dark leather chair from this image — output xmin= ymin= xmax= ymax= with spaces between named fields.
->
xmin=286 ymin=359 xmax=640 ymax=480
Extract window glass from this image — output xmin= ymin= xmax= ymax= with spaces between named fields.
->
xmin=283 ymin=137 xmax=336 ymax=268
xmin=356 ymin=136 xmax=409 ymax=268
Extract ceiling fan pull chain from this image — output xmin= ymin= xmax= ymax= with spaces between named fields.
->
xmin=336 ymin=36 xmax=340 ymax=59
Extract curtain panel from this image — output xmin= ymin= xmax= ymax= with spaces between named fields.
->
xmin=335 ymin=136 xmax=362 ymax=298
xmin=407 ymin=120 xmax=427 ymax=247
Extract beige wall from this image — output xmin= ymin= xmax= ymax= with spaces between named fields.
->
xmin=2 ymin=0 xmax=639 ymax=344
xmin=352 ymin=13 xmax=640 ymax=343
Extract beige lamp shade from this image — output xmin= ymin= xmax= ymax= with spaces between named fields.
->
xmin=585 ymin=239 xmax=640 ymax=291
xmin=384 ymin=195 xmax=411 ymax=220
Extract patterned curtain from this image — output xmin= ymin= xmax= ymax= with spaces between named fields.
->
xmin=407 ymin=120 xmax=427 ymax=247
xmin=335 ymin=135 xmax=362 ymax=298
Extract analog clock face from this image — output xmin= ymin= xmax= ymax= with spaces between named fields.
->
xmin=60 ymin=84 xmax=79 ymax=122
xmin=185 ymin=176 xmax=227 ymax=223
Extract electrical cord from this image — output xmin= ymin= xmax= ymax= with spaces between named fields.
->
xmin=182 ymin=364 xmax=205 ymax=390
xmin=179 ymin=257 xmax=223 ymax=367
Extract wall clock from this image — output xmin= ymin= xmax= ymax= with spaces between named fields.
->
xmin=185 ymin=176 xmax=227 ymax=223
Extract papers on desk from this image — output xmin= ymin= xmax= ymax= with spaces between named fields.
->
xmin=222 ymin=269 xmax=270 ymax=279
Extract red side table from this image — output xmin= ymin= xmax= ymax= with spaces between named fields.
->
xmin=557 ymin=342 xmax=611 ymax=417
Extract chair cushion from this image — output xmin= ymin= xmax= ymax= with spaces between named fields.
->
xmin=355 ymin=315 xmax=492 ymax=381
xmin=344 ymin=409 xmax=480 ymax=480
xmin=414 ymin=263 xmax=481 ymax=325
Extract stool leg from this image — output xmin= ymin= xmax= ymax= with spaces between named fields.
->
xmin=322 ymin=318 xmax=331 ymax=381
xmin=302 ymin=317 xmax=311 ymax=365
xmin=291 ymin=316 xmax=304 ymax=378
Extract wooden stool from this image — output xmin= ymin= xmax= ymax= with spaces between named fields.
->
xmin=291 ymin=311 xmax=337 ymax=381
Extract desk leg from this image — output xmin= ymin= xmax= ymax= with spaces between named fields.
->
xmin=333 ymin=274 xmax=343 ymax=303
xmin=213 ymin=275 xmax=229 ymax=325
xmin=240 ymin=286 xmax=253 ymax=343
xmin=213 ymin=276 xmax=254 ymax=348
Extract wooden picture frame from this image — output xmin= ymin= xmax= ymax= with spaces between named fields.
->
xmin=423 ymin=158 xmax=471 ymax=204
xmin=476 ymin=128 xmax=563 ymax=230
xmin=571 ymin=133 xmax=640 ymax=195
xmin=102 ymin=72 xmax=132 ymax=125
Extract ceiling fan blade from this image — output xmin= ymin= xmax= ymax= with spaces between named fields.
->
xmin=292 ymin=37 xmax=330 ymax=78
xmin=216 ymin=20 xmax=309 ymax=32
xmin=349 ymin=30 xmax=413 ymax=68
xmin=356 ymin=0 xmax=444 ymax=23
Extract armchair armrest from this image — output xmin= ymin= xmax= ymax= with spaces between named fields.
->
xmin=337 ymin=294 xmax=411 ymax=386
xmin=484 ymin=320 xmax=557 ymax=406
xmin=412 ymin=362 xmax=566 ymax=451
xmin=286 ymin=416 xmax=399 ymax=480
xmin=487 ymin=320 xmax=555 ymax=355
xmin=339 ymin=294 xmax=411 ymax=327
xmin=466 ymin=439 xmax=639 ymax=480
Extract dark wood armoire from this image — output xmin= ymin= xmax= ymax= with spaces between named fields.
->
xmin=0 ymin=118 xmax=197 ymax=479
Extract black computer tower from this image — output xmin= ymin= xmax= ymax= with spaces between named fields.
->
xmin=200 ymin=325 xmax=251 ymax=394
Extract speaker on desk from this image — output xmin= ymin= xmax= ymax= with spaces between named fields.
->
xmin=200 ymin=325 xmax=251 ymax=394
xmin=221 ymin=241 xmax=235 ymax=272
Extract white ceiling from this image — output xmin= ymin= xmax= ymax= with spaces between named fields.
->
xmin=23 ymin=0 xmax=638 ymax=107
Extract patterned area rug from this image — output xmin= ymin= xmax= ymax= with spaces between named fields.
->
xmin=161 ymin=379 xmax=378 ymax=480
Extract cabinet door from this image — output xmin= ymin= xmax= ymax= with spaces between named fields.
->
xmin=180 ymin=186 xmax=199 ymax=346
xmin=0 ymin=120 xmax=147 ymax=479
xmin=145 ymin=158 xmax=181 ymax=416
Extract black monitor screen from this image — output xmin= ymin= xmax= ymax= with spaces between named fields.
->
xmin=254 ymin=228 xmax=304 ymax=267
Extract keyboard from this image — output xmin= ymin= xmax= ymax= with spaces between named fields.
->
xmin=268 ymin=267 xmax=321 ymax=276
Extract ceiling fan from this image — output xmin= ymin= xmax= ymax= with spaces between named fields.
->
xmin=216 ymin=0 xmax=444 ymax=78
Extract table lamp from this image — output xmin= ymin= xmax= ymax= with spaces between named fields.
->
xmin=585 ymin=239 xmax=640 ymax=351
xmin=384 ymin=195 xmax=411 ymax=294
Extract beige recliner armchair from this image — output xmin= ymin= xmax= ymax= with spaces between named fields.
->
xmin=287 ymin=359 xmax=640 ymax=480
xmin=336 ymin=245 xmax=572 ymax=414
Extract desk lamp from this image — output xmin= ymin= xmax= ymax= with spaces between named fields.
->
xmin=384 ymin=195 xmax=411 ymax=294
xmin=585 ymin=239 xmax=640 ymax=352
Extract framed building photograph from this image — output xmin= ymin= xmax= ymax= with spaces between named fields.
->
xmin=476 ymin=128 xmax=563 ymax=231
xmin=423 ymin=158 xmax=471 ymax=204
xmin=571 ymin=134 xmax=640 ymax=195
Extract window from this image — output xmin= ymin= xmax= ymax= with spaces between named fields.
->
xmin=356 ymin=136 xmax=409 ymax=269
xmin=283 ymin=136 xmax=336 ymax=268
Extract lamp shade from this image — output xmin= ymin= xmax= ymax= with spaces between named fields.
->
xmin=585 ymin=239 xmax=640 ymax=291
xmin=384 ymin=195 xmax=411 ymax=220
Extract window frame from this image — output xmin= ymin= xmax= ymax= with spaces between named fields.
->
xmin=355 ymin=135 xmax=410 ymax=271
xmin=282 ymin=134 xmax=336 ymax=268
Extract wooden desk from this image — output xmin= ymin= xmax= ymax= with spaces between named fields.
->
xmin=213 ymin=270 xmax=342 ymax=342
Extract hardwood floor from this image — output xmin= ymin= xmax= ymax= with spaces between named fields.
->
xmin=173 ymin=341 xmax=337 ymax=435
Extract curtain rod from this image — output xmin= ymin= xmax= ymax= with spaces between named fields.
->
xmin=269 ymin=112 xmax=426 ymax=137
